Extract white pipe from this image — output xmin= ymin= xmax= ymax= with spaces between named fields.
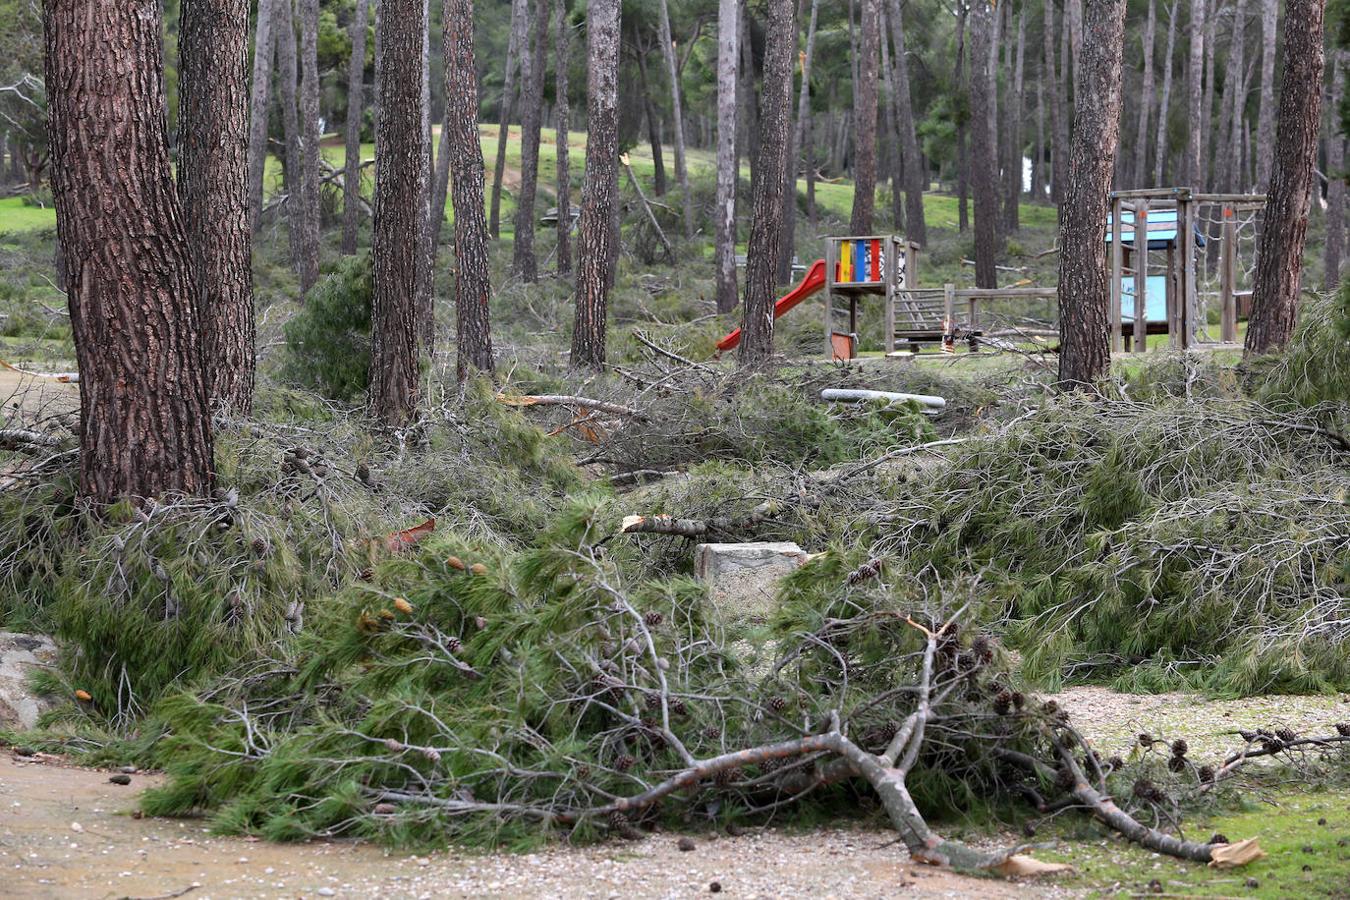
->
xmin=821 ymin=388 xmax=946 ymax=410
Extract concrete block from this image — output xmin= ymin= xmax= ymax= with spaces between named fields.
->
xmin=694 ymin=542 xmax=808 ymax=621
xmin=0 ymin=632 xmax=58 ymax=730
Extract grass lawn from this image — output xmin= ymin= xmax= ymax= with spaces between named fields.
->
xmin=0 ymin=197 xmax=56 ymax=234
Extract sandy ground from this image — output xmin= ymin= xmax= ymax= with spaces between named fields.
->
xmin=0 ymin=366 xmax=78 ymax=417
xmin=0 ymin=753 xmax=1071 ymax=900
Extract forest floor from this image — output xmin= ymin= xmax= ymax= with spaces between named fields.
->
xmin=5 ymin=687 xmax=1348 ymax=899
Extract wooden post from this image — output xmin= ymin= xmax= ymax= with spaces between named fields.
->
xmin=1176 ymin=194 xmax=1193 ymax=350
xmin=884 ymin=236 xmax=896 ymax=353
xmin=824 ymin=238 xmax=838 ymax=356
xmin=1110 ymin=195 xmax=1124 ymax=353
xmin=1220 ymin=207 xmax=1237 ymax=342
xmin=1133 ymin=201 xmax=1148 ymax=354
xmin=1165 ymin=243 xmax=1176 ymax=350
xmin=943 ymin=282 xmax=955 ymax=336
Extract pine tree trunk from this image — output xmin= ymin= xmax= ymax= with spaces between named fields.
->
xmin=738 ymin=8 xmax=761 ymax=192
xmin=179 ymin=0 xmax=256 ymax=415
xmin=714 ymin=0 xmax=740 ymax=314
xmin=430 ymin=103 xmax=452 ymax=254
xmin=776 ymin=0 xmax=803 ymax=284
xmin=1045 ymin=0 xmax=1063 ymax=203
xmin=1254 ymin=0 xmax=1278 ymax=187
xmin=804 ymin=1 xmax=818 ymax=229
xmin=849 ymin=0 xmax=880 ymax=233
xmin=1153 ymin=0 xmax=1178 ymax=184
xmin=416 ymin=0 xmax=435 ymax=353
xmin=554 ymin=0 xmax=573 ymax=275
xmin=246 ymin=0 xmax=277 ymax=231
xmin=1246 ymin=0 xmax=1324 ymax=354
xmin=880 ymin=17 xmax=902 ymax=230
xmin=656 ymin=0 xmax=694 ymax=238
xmin=885 ymin=0 xmax=926 ymax=245
xmin=512 ymin=0 xmax=547 ymax=282
xmin=738 ymin=0 xmax=794 ymax=367
xmin=443 ymin=0 xmax=493 ymax=380
xmin=1133 ymin=0 xmax=1156 ymax=186
xmin=342 ymin=0 xmax=372 ymax=255
xmin=1198 ymin=0 xmax=1217 ymax=186
xmin=369 ymin=0 xmax=427 ymax=424
xmin=1184 ymin=0 xmax=1206 ymax=186
xmin=637 ymin=50 xmax=668 ymax=197
xmin=489 ymin=0 xmax=528 ymax=239
xmin=969 ymin=0 xmax=999 ymax=289
xmin=1057 ymin=0 xmax=1127 ymax=387
xmin=1005 ymin=7 xmax=1026 ymax=232
xmin=296 ymin=0 xmax=322 ymax=293
xmin=1218 ymin=0 xmax=1250 ymax=192
xmin=570 ymin=0 xmax=620 ymax=369
xmin=1033 ymin=72 xmax=1046 ymax=199
xmin=275 ymin=0 xmax=304 ymax=277
xmin=956 ymin=2 xmax=970 ymax=229
xmin=1325 ymin=51 xmax=1344 ymax=290
xmin=44 ymin=0 xmax=215 ymax=502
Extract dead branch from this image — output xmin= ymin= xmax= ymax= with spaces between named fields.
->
xmin=620 ymin=500 xmax=780 ymax=539
xmin=498 ymin=393 xmax=648 ymax=420
xmin=0 ymin=428 xmax=62 ymax=453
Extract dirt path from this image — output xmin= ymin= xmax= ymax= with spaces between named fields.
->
xmin=0 ymin=753 xmax=1073 ymax=900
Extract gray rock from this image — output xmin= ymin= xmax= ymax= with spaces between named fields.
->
xmin=0 ymin=632 xmax=58 ymax=730
xmin=694 ymin=542 xmax=808 ymax=622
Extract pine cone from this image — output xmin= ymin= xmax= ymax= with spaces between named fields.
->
xmin=1054 ymin=767 xmax=1076 ymax=791
xmin=670 ymin=697 xmax=687 ymax=716
xmin=768 ymin=696 xmax=788 ymax=712
xmin=1336 ymin=723 xmax=1350 ymax=737
xmin=358 ymin=566 xmax=375 ymax=582
xmin=846 ymin=558 xmax=883 ymax=586
xmin=1107 ymin=755 xmax=1125 ymax=771
xmin=713 ymin=766 xmax=739 ymax=787
xmin=1171 ymin=739 xmax=1188 ymax=758
xmin=1167 ymin=755 xmax=1187 ymax=773
xmin=1262 ymin=738 xmax=1284 ymax=754
xmin=972 ymin=634 xmax=994 ymax=663
xmin=645 ymin=692 xmax=662 ymax=711
xmin=250 ymin=537 xmax=270 ymax=557
xmin=644 ymin=611 xmax=664 ymax=627
xmin=993 ymin=690 xmax=1013 ymax=716
xmin=446 ymin=636 xmax=462 ymax=654
xmin=615 ymin=754 xmax=636 ymax=772
xmin=702 ymin=725 xmax=721 ymax=740
xmin=1138 ymin=732 xmax=1155 ymax=748
xmin=1132 ymin=779 xmax=1161 ymax=802
xmin=1198 ymin=765 xmax=1216 ymax=783
xmin=1011 ymin=691 xmax=1026 ymax=710
xmin=1274 ymin=727 xmax=1297 ymax=744
xmin=1208 ymin=833 xmax=1230 ymax=845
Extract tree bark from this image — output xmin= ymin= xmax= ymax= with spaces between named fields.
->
xmin=1254 ymin=0 xmax=1277 ymax=187
xmin=885 ymin=0 xmax=926 ymax=245
xmin=1325 ymin=50 xmax=1344 ymax=291
xmin=1198 ymin=0 xmax=1217 ymax=186
xmin=489 ymin=0 xmax=528 ymax=239
xmin=416 ymin=0 xmax=435 ymax=353
xmin=430 ymin=102 xmax=452 ymax=256
xmin=512 ymin=0 xmax=547 ymax=282
xmin=1057 ymin=0 xmax=1127 ymax=387
xmin=656 ymin=0 xmax=694 ymax=239
xmin=44 ymin=0 xmax=215 ymax=501
xmin=296 ymin=0 xmax=322 ymax=293
xmin=803 ymin=0 xmax=819 ymax=228
xmin=179 ymin=0 xmax=256 ymax=415
xmin=246 ymin=0 xmax=278 ymax=232
xmin=969 ymin=0 xmax=999 ymax=288
xmin=369 ymin=0 xmax=427 ymax=424
xmin=1185 ymin=0 xmax=1206 ymax=186
xmin=956 ymin=1 xmax=970 ymax=228
xmin=1246 ymin=0 xmax=1324 ymax=354
xmin=738 ymin=0 xmax=794 ymax=367
xmin=737 ymin=7 xmax=761 ymax=192
xmin=275 ymin=0 xmax=304 ymax=278
xmin=443 ymin=0 xmax=493 ymax=380
xmin=1153 ymin=0 xmax=1178 ymax=184
xmin=1005 ymin=7 xmax=1026 ymax=231
xmin=713 ymin=0 xmax=740 ymax=314
xmin=554 ymin=0 xmax=573 ymax=275
xmin=1133 ymin=0 xmax=1156 ymax=187
xmin=637 ymin=48 xmax=668 ymax=197
xmin=1217 ymin=0 xmax=1250 ymax=192
xmin=849 ymin=0 xmax=880 ymax=233
xmin=1045 ymin=0 xmax=1063 ymax=203
xmin=570 ymin=0 xmax=620 ymax=369
xmin=342 ymin=0 xmax=372 ymax=255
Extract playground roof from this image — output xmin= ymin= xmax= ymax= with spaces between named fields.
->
xmin=1104 ymin=209 xmax=1205 ymax=249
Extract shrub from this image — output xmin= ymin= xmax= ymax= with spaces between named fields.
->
xmin=281 ymin=254 xmax=373 ymax=401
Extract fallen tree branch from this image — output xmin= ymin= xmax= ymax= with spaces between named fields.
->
xmin=620 ymin=499 xmax=779 ymax=538
xmin=0 ymin=428 xmax=63 ymax=453
xmin=498 ymin=393 xmax=647 ymax=421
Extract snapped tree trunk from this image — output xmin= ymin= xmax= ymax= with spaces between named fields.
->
xmin=443 ymin=0 xmax=493 ymax=380
xmin=489 ymin=0 xmax=528 ymax=239
xmin=1254 ymin=0 xmax=1277 ymax=187
xmin=738 ymin=0 xmax=795 ymax=367
xmin=296 ymin=0 xmax=322 ymax=293
xmin=342 ymin=0 xmax=372 ymax=255
xmin=1133 ymin=0 xmax=1156 ymax=187
xmin=512 ymin=0 xmax=548 ymax=282
xmin=369 ymin=0 xmax=427 ymax=425
xmin=885 ymin=0 xmax=927 ymax=245
xmin=656 ymin=0 xmax=694 ymax=239
xmin=969 ymin=0 xmax=999 ymax=288
xmin=246 ymin=0 xmax=278 ymax=231
xmin=554 ymin=0 xmax=573 ymax=276
xmin=1153 ymin=0 xmax=1178 ymax=184
xmin=179 ymin=0 xmax=256 ymax=415
xmin=44 ymin=0 xmax=215 ymax=501
xmin=1246 ymin=0 xmax=1324 ymax=354
xmin=570 ymin=0 xmax=620 ymax=369
xmin=850 ymin=0 xmax=881 ymax=234
xmin=1325 ymin=51 xmax=1345 ymax=291
xmin=713 ymin=0 xmax=740 ymax=314
xmin=1057 ymin=0 xmax=1127 ymax=387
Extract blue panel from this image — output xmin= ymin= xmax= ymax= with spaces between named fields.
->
xmin=1120 ymin=275 xmax=1169 ymax=323
xmin=854 ymin=240 xmax=866 ymax=280
xmin=1103 ymin=209 xmax=1205 ymax=249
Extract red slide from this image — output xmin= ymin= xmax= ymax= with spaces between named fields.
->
xmin=715 ymin=259 xmax=827 ymax=353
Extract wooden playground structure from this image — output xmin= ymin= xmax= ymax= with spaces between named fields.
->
xmin=814 ymin=186 xmax=1265 ymax=359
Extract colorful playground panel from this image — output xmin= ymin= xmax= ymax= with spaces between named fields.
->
xmin=835 ymin=237 xmax=885 ymax=284
xmin=1120 ymin=274 xmax=1169 ymax=323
